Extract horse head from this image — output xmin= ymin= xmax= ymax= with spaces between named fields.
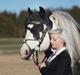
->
xmin=20 ymin=7 xmax=55 ymax=59
xmin=25 ymin=7 xmax=53 ymax=40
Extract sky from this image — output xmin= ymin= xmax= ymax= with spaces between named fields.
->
xmin=0 ymin=0 xmax=80 ymax=15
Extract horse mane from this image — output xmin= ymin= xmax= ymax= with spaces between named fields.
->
xmin=53 ymin=11 xmax=80 ymax=30
xmin=50 ymin=11 xmax=80 ymax=66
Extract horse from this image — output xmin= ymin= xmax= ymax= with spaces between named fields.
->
xmin=20 ymin=7 xmax=80 ymax=74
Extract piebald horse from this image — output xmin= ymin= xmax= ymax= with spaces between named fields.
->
xmin=20 ymin=7 xmax=80 ymax=74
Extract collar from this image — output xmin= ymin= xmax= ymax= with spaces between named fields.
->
xmin=51 ymin=48 xmax=56 ymax=54
xmin=51 ymin=47 xmax=66 ymax=55
xmin=55 ymin=47 xmax=66 ymax=56
xmin=47 ymin=47 xmax=66 ymax=62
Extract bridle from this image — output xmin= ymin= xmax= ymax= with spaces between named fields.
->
xmin=23 ymin=28 xmax=48 ymax=66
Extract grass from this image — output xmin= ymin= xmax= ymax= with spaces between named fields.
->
xmin=0 ymin=38 xmax=23 ymax=54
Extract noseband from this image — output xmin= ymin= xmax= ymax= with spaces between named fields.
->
xmin=23 ymin=28 xmax=48 ymax=66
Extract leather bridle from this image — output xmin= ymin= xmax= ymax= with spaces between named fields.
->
xmin=23 ymin=28 xmax=48 ymax=66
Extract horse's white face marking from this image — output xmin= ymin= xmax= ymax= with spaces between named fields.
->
xmin=27 ymin=24 xmax=33 ymax=29
xmin=24 ymin=29 xmax=40 ymax=49
xmin=26 ymin=40 xmax=39 ymax=49
xmin=25 ymin=30 xmax=34 ymax=39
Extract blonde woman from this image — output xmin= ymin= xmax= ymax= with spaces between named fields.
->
xmin=38 ymin=30 xmax=72 ymax=75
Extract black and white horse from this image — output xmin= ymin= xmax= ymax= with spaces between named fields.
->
xmin=20 ymin=7 xmax=80 ymax=74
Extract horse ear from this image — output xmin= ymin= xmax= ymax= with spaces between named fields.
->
xmin=28 ymin=7 xmax=33 ymax=15
xmin=39 ymin=7 xmax=46 ymax=19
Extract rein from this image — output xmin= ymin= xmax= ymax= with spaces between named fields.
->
xmin=24 ymin=28 xmax=48 ymax=66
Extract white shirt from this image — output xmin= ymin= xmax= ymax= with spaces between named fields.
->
xmin=47 ymin=47 xmax=66 ymax=62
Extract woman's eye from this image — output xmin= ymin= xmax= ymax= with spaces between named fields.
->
xmin=53 ymin=39 xmax=56 ymax=41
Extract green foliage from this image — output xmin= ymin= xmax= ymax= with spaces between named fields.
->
xmin=0 ymin=6 xmax=80 ymax=38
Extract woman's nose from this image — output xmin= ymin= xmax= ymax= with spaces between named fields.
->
xmin=50 ymin=39 xmax=53 ymax=43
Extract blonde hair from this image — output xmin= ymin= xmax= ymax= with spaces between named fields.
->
xmin=49 ymin=29 xmax=75 ymax=67
xmin=49 ymin=28 xmax=63 ymax=34
xmin=50 ymin=31 xmax=66 ymax=46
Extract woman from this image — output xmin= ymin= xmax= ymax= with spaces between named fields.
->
xmin=38 ymin=30 xmax=72 ymax=75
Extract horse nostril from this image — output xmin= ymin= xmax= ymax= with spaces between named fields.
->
xmin=26 ymin=50 xmax=28 ymax=55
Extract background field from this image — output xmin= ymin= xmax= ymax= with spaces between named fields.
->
xmin=0 ymin=38 xmax=23 ymax=54
xmin=0 ymin=38 xmax=41 ymax=75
